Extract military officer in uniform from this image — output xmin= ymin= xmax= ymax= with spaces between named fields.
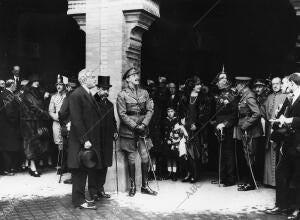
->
xmin=235 ymin=77 xmax=263 ymax=191
xmin=212 ymin=71 xmax=238 ymax=186
xmin=117 ymin=67 xmax=157 ymax=197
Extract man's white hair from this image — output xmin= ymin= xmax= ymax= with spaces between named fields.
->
xmin=78 ymin=69 xmax=91 ymax=85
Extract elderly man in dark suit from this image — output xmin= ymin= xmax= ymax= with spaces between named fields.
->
xmin=92 ymin=76 xmax=118 ymax=201
xmin=0 ymin=79 xmax=22 ymax=175
xmin=266 ymin=73 xmax=300 ymax=219
xmin=68 ymin=69 xmax=102 ymax=210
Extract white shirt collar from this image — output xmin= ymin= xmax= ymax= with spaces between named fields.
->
xmin=82 ymin=84 xmax=90 ymax=94
xmin=292 ymin=88 xmax=300 ymax=104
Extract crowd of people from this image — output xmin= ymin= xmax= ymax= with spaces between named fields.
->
xmin=1 ymin=65 xmax=300 ymax=217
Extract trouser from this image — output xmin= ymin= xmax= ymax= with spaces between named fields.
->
xmin=255 ymin=136 xmax=266 ymax=183
xmin=187 ymin=154 xmax=199 ymax=179
xmin=220 ymin=129 xmax=235 ymax=183
xmin=120 ymin=137 xmax=150 ymax=165
xmin=2 ymin=151 xmax=18 ymax=171
xmin=88 ymin=167 xmax=108 ymax=197
xmin=71 ymin=168 xmax=98 ymax=207
xmin=242 ymin=137 xmax=258 ymax=185
xmin=276 ymin=153 xmax=300 ymax=209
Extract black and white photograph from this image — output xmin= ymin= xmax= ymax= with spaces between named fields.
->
xmin=1 ymin=0 xmax=300 ymax=219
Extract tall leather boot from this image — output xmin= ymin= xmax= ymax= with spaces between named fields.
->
xmin=141 ymin=162 xmax=157 ymax=196
xmin=128 ymin=164 xmax=136 ymax=197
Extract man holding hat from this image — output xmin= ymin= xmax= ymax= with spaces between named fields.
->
xmin=92 ymin=76 xmax=118 ymax=200
xmin=67 ymin=69 xmax=102 ymax=209
xmin=117 ymin=67 xmax=157 ymax=197
xmin=234 ymin=76 xmax=263 ymax=191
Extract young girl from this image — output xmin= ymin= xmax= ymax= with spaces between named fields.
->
xmin=167 ymin=117 xmax=188 ymax=181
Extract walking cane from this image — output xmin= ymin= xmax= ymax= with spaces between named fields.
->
xmin=114 ymin=139 xmax=119 ymax=194
xmin=218 ymin=129 xmax=224 ymax=187
xmin=243 ymin=132 xmax=258 ymax=190
xmin=142 ymin=136 xmax=159 ymax=191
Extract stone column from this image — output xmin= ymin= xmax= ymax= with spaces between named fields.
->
xmin=85 ymin=0 xmax=159 ymax=192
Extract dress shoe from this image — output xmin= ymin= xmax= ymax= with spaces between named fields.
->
xmin=29 ymin=169 xmax=40 ymax=177
xmin=264 ymin=207 xmax=288 ymax=215
xmin=237 ymin=184 xmax=255 ymax=191
xmin=78 ymin=202 xmax=96 ymax=210
xmin=3 ymin=171 xmax=15 ymax=176
xmin=287 ymin=210 xmax=300 ymax=220
xmin=63 ymin=179 xmax=72 ymax=184
xmin=211 ymin=180 xmax=225 ymax=185
xmin=97 ymin=191 xmax=111 ymax=199
xmin=182 ymin=175 xmax=191 ymax=182
xmin=190 ymin=177 xmax=198 ymax=183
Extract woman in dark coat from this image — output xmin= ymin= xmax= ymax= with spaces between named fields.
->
xmin=20 ymin=78 xmax=51 ymax=177
xmin=0 ymin=80 xmax=22 ymax=175
xmin=181 ymin=76 xmax=211 ymax=183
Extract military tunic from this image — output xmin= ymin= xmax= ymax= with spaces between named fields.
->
xmin=117 ymin=86 xmax=154 ymax=153
xmin=236 ymin=86 xmax=263 ymax=185
xmin=214 ymin=87 xmax=238 ymax=184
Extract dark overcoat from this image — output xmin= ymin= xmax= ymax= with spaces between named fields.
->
xmin=284 ymin=95 xmax=300 ymax=157
xmin=94 ymin=94 xmax=117 ymax=167
xmin=67 ymin=86 xmax=102 ymax=169
xmin=0 ymin=89 xmax=22 ymax=152
xmin=20 ymin=87 xmax=51 ymax=160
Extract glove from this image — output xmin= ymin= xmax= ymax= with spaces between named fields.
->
xmin=135 ymin=124 xmax=145 ymax=132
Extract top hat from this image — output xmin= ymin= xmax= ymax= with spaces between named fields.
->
xmin=97 ymin=76 xmax=112 ymax=88
xmin=78 ymin=148 xmax=98 ymax=169
xmin=122 ymin=68 xmax=139 ymax=80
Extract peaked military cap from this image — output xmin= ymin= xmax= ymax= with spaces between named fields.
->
xmin=122 ymin=67 xmax=139 ymax=80
xmin=253 ymin=79 xmax=266 ymax=87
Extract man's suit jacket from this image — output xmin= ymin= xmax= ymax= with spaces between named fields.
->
xmin=67 ymin=86 xmax=102 ymax=169
xmin=285 ymin=95 xmax=300 ymax=157
xmin=0 ymin=89 xmax=22 ymax=152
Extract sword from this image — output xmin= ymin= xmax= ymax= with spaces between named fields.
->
xmin=218 ymin=129 xmax=224 ymax=187
xmin=241 ymin=131 xmax=258 ymax=190
xmin=142 ymin=136 xmax=159 ymax=191
xmin=234 ymin=138 xmax=240 ymax=183
xmin=114 ymin=139 xmax=119 ymax=194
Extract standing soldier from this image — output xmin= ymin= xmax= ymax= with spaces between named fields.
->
xmin=252 ymin=79 xmax=270 ymax=183
xmin=212 ymin=72 xmax=238 ymax=186
xmin=235 ymin=77 xmax=263 ymax=191
xmin=117 ymin=67 xmax=157 ymax=197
